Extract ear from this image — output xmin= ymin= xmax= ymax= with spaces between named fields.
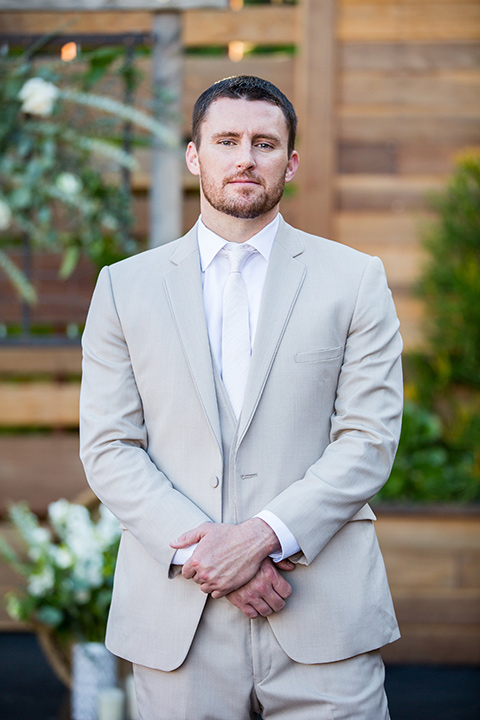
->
xmin=285 ymin=151 xmax=299 ymax=183
xmin=186 ymin=142 xmax=200 ymax=176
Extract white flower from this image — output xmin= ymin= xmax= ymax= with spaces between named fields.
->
xmin=74 ymin=558 xmax=103 ymax=588
xmin=72 ymin=540 xmax=104 ymax=587
xmin=101 ymin=214 xmax=118 ymax=231
xmin=46 ymin=500 xmax=119 ymax=589
xmin=48 ymin=499 xmax=70 ymax=528
xmin=96 ymin=505 xmax=121 ymax=547
xmin=56 ymin=172 xmax=83 ymax=196
xmin=28 ymin=547 xmax=44 ymax=562
xmin=53 ymin=546 xmax=74 ymax=569
xmin=32 ymin=527 xmax=50 ymax=545
xmin=49 ymin=500 xmax=99 ymax=554
xmin=0 ymin=199 xmax=12 ymax=230
xmin=74 ymin=589 xmax=91 ymax=604
xmin=18 ymin=77 xmax=59 ymax=117
xmin=28 ymin=567 xmax=55 ymax=597
xmin=27 ymin=527 xmax=52 ymax=561
xmin=65 ymin=510 xmax=98 ymax=559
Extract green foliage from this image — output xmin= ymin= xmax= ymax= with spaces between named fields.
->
xmin=376 ymin=402 xmax=480 ymax=504
xmin=0 ymin=43 xmax=172 ymax=303
xmin=0 ymin=500 xmax=120 ymax=643
xmin=418 ymin=150 xmax=480 ymax=388
xmin=381 ymin=151 xmax=480 ymax=504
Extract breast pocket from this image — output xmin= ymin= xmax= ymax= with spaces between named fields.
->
xmin=294 ymin=346 xmax=344 ymax=364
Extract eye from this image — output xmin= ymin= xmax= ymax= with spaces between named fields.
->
xmin=256 ymin=142 xmax=274 ymax=150
xmin=218 ymin=139 xmax=235 ymax=146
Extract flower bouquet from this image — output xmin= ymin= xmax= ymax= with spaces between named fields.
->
xmin=0 ymin=499 xmax=121 ymax=685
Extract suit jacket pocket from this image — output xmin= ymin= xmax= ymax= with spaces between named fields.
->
xmin=294 ymin=346 xmax=343 ymax=364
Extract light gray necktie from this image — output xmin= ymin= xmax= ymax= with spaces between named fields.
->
xmin=221 ymin=243 xmax=256 ymax=418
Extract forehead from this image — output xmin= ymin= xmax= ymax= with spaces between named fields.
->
xmin=200 ymin=97 xmax=289 ymax=140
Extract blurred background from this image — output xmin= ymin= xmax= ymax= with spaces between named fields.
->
xmin=0 ymin=1 xmax=479 ymax=718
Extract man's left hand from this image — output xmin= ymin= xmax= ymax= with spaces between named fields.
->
xmin=170 ymin=519 xmax=281 ymax=598
xmin=227 ymin=558 xmax=294 ymax=618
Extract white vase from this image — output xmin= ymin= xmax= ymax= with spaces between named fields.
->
xmin=71 ymin=642 xmax=118 ymax=720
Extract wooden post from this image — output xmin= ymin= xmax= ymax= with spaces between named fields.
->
xmin=149 ymin=12 xmax=183 ymax=247
xmin=295 ymin=0 xmax=337 ymax=238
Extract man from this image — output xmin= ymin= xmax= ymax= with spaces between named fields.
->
xmin=80 ymin=75 xmax=403 ymax=719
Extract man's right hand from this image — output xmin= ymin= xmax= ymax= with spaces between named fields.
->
xmin=226 ymin=558 xmax=294 ymax=619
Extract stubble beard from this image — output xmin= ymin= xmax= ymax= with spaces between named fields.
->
xmin=199 ymin=168 xmax=286 ymax=220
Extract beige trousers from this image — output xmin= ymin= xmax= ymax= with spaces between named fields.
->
xmin=132 ymin=596 xmax=390 ymax=720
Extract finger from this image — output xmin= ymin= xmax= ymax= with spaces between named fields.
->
xmin=260 ymin=560 xmax=292 ymax=599
xmin=250 ymin=598 xmax=274 ymax=617
xmin=189 ymin=569 xmax=213 ymax=588
xmin=170 ymin=527 xmax=204 ymax=548
xmin=195 ymin=575 xmax=232 ymax=596
xmin=228 ymin=595 xmax=258 ymax=619
xmin=257 ymin=588 xmax=286 ymax=613
xmin=272 ymin=574 xmax=292 ymax=600
xmin=182 ymin=564 xmax=196 ymax=580
xmin=207 ymin=580 xmax=239 ymax=597
xmin=240 ymin=605 xmax=259 ymax=619
xmin=275 ymin=558 xmax=295 ymax=571
xmin=182 ymin=557 xmax=202 ymax=580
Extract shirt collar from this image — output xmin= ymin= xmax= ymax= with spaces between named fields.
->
xmin=197 ymin=214 xmax=280 ymax=272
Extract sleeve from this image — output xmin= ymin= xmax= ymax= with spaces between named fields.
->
xmin=79 ymin=267 xmax=212 ymax=575
xmin=254 ymin=510 xmax=301 ymax=561
xmin=260 ymin=256 xmax=403 ymax=564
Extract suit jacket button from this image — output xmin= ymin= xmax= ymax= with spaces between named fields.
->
xmin=209 ymin=475 xmax=220 ymax=488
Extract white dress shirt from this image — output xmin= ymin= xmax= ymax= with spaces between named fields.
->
xmin=172 ymin=215 xmax=300 ymax=564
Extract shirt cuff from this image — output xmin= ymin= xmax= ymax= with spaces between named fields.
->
xmin=254 ymin=510 xmax=301 ymax=562
xmin=172 ymin=543 xmax=198 ymax=565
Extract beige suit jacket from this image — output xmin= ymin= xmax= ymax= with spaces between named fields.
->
xmin=79 ymin=217 xmax=403 ymax=671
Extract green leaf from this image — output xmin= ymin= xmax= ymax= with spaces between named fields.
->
xmin=59 ymin=246 xmax=80 ymax=279
xmin=10 ymin=186 xmax=32 ymax=209
xmin=0 ymin=249 xmax=37 ymax=304
xmin=36 ymin=605 xmax=63 ymax=628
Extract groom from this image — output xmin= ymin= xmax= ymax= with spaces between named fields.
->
xmin=80 ymin=75 xmax=403 ymax=719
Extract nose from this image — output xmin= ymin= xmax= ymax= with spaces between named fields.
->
xmin=235 ymin=141 xmax=255 ymax=171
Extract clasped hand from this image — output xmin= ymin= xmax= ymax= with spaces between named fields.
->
xmin=170 ymin=520 xmax=294 ymax=618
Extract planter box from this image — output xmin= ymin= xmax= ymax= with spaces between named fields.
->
xmin=375 ymin=506 xmax=480 ymax=664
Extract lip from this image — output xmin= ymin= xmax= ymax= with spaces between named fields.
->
xmin=228 ymin=179 xmax=260 ymax=185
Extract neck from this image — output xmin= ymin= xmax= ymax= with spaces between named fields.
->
xmin=200 ymin=204 xmax=279 ymax=243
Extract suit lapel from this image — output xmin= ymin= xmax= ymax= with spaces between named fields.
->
xmin=164 ymin=226 xmax=222 ymax=452
xmin=237 ymin=219 xmax=306 ymax=445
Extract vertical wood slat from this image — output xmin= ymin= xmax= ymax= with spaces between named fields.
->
xmin=149 ymin=12 xmax=183 ymax=248
xmin=295 ymin=0 xmax=337 ymax=238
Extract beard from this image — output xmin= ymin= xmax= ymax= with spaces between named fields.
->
xmin=199 ymin=167 xmax=286 ymax=219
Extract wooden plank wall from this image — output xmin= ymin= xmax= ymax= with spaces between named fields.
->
xmin=376 ymin=512 xmax=480 ymax=665
xmin=1 ymin=3 xmax=480 ymax=663
xmin=1 ymin=1 xmax=480 ymax=348
xmin=335 ymin=0 xmax=480 ymax=348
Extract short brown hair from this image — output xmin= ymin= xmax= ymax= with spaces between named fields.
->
xmin=191 ymin=75 xmax=297 ymax=157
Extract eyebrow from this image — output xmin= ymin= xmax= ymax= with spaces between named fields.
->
xmin=211 ymin=131 xmax=281 ymax=144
